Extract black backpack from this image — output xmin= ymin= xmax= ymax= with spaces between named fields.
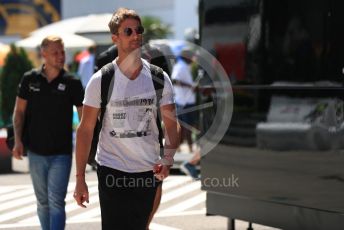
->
xmin=87 ymin=63 xmax=165 ymax=166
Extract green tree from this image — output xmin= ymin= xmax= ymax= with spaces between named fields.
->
xmin=0 ymin=44 xmax=32 ymax=126
xmin=141 ymin=16 xmax=171 ymax=43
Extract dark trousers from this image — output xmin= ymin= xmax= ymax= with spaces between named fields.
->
xmin=97 ymin=165 xmax=161 ymax=230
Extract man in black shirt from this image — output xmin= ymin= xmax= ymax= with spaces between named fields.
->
xmin=12 ymin=35 xmax=84 ymax=230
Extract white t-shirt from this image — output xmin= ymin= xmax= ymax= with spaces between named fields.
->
xmin=171 ymin=60 xmax=196 ymax=106
xmin=83 ymin=59 xmax=174 ymax=172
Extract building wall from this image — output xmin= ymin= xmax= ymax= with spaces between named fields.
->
xmin=0 ymin=0 xmax=61 ymax=37
xmin=174 ymin=0 xmax=199 ymax=40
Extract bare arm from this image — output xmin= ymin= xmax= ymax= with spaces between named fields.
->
xmin=154 ymin=103 xmax=180 ymax=180
xmin=161 ymin=103 xmax=180 ymax=164
xmin=74 ymin=105 xmax=99 ymax=208
xmin=12 ymin=97 xmax=27 ymax=160
xmin=76 ymin=106 xmax=83 ymax=120
xmin=75 ymin=105 xmax=98 ymax=176
xmin=172 ymin=79 xmax=194 ymax=88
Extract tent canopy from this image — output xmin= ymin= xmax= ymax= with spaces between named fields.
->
xmin=15 ymin=33 xmax=96 ymax=65
xmin=31 ymin=14 xmax=113 ymax=45
xmin=16 ymin=33 xmax=95 ymax=50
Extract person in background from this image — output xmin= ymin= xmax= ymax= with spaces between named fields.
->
xmin=12 ymin=35 xmax=84 ymax=230
xmin=171 ymin=48 xmax=201 ymax=179
xmin=171 ymin=48 xmax=196 ymax=153
xmin=73 ymin=8 xmax=179 ymax=230
xmin=180 ymin=147 xmax=201 ymax=179
xmin=77 ymin=46 xmax=96 ymax=88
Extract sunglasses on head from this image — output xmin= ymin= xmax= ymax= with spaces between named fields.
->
xmin=121 ymin=26 xmax=145 ymax=36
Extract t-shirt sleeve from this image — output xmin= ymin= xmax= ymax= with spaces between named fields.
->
xmin=70 ymin=78 xmax=84 ymax=106
xmin=17 ymin=72 xmax=32 ymax=100
xmin=171 ymin=65 xmax=179 ymax=80
xmin=83 ymin=70 xmax=102 ymax=108
xmin=160 ymin=72 xmax=175 ymax=106
xmin=171 ymin=63 xmax=186 ymax=81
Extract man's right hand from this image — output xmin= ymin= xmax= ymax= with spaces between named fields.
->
xmin=74 ymin=178 xmax=89 ymax=208
xmin=12 ymin=141 xmax=24 ymax=160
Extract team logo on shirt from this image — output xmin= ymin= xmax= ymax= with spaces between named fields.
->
xmin=28 ymin=82 xmax=40 ymax=92
xmin=58 ymin=83 xmax=66 ymax=91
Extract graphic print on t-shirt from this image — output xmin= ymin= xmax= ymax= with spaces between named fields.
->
xmin=108 ymin=96 xmax=155 ymax=138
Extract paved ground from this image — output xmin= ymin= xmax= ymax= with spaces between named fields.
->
xmin=0 ymin=142 xmax=280 ymax=230
xmin=0 ymin=166 xmax=279 ymax=230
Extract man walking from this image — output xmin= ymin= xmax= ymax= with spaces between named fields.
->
xmin=12 ymin=35 xmax=84 ymax=230
xmin=73 ymin=8 xmax=179 ymax=230
xmin=78 ymin=46 xmax=96 ymax=88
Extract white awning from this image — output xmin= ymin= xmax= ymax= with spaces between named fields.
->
xmin=16 ymin=33 xmax=95 ymax=50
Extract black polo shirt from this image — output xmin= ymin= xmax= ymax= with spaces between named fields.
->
xmin=18 ymin=66 xmax=84 ymax=156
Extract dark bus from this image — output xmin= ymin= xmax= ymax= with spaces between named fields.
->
xmin=199 ymin=0 xmax=344 ymax=229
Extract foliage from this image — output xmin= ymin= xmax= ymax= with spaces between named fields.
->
xmin=0 ymin=44 xmax=33 ymax=126
xmin=141 ymin=16 xmax=171 ymax=43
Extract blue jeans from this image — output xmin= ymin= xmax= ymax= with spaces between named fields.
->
xmin=176 ymin=103 xmax=197 ymax=126
xmin=28 ymin=151 xmax=72 ymax=230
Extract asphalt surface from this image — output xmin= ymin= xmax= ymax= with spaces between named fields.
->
xmin=0 ymin=158 xmax=280 ymax=230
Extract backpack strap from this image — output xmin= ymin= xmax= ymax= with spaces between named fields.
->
xmin=87 ymin=63 xmax=115 ymax=166
xmin=150 ymin=64 xmax=165 ymax=157
xmin=100 ymin=62 xmax=115 ymax=125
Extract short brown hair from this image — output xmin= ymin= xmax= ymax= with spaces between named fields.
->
xmin=40 ymin=35 xmax=64 ymax=50
xmin=108 ymin=8 xmax=141 ymax=34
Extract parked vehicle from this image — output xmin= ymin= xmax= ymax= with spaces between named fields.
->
xmin=199 ymin=0 xmax=344 ymax=229
xmin=0 ymin=128 xmax=12 ymax=173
